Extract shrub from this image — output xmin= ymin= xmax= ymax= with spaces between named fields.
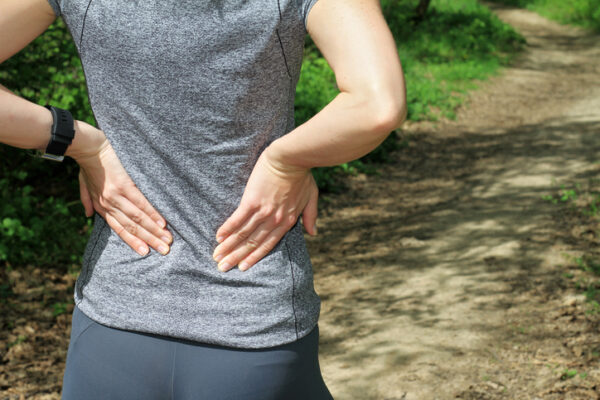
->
xmin=0 ymin=1 xmax=524 ymax=268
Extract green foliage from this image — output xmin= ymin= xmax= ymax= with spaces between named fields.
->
xmin=294 ymin=57 xmax=338 ymax=126
xmin=382 ymin=0 xmax=522 ymax=121
xmin=299 ymin=0 xmax=525 ymax=123
xmin=542 ymin=183 xmax=600 ymax=217
xmin=0 ymin=1 xmax=524 ymax=268
xmin=561 ymin=368 xmax=580 ymax=380
xmin=52 ymin=301 xmax=73 ymax=317
xmin=489 ymin=0 xmax=600 ymax=31
xmin=0 ymin=282 xmax=13 ymax=301
xmin=0 ymin=18 xmax=95 ymax=270
xmin=0 ymin=18 xmax=94 ymax=123
xmin=7 ymin=334 xmax=27 ymax=348
xmin=570 ymin=255 xmax=600 ymax=313
xmin=299 ymin=0 xmax=524 ymax=188
xmin=559 ymin=367 xmax=588 ymax=380
xmin=0 ymin=151 xmax=92 ymax=268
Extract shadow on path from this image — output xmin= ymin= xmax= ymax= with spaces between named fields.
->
xmin=308 ymin=5 xmax=600 ymax=399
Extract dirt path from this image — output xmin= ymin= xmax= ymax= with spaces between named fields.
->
xmin=307 ymin=4 xmax=600 ymax=400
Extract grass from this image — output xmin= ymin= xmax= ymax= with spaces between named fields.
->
xmin=298 ymin=0 xmax=525 ymax=124
xmin=298 ymin=0 xmax=525 ymax=190
xmin=488 ymin=0 xmax=600 ymax=31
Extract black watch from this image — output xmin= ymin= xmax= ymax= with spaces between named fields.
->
xmin=37 ymin=105 xmax=76 ymax=162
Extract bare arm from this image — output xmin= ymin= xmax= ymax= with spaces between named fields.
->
xmin=0 ymin=0 xmax=65 ymax=152
xmin=0 ymin=0 xmax=172 ymax=256
xmin=0 ymin=83 xmax=104 ymax=158
xmin=213 ymin=0 xmax=406 ymax=271
xmin=266 ymin=0 xmax=407 ymax=171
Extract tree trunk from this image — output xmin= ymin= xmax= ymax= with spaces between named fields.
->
xmin=415 ymin=0 xmax=432 ymax=21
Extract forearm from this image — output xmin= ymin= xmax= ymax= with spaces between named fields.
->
xmin=0 ymin=83 xmax=52 ymax=150
xmin=0 ymin=83 xmax=104 ymax=161
xmin=267 ymin=88 xmax=406 ymax=172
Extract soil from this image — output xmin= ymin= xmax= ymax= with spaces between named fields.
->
xmin=2 ymin=3 xmax=600 ymax=400
xmin=308 ymin=4 xmax=600 ymax=400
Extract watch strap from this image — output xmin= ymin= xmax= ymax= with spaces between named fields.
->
xmin=41 ymin=105 xmax=75 ymax=162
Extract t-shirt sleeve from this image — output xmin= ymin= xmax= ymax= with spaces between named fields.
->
xmin=46 ymin=0 xmax=61 ymax=17
xmin=300 ymin=0 xmax=320 ymax=31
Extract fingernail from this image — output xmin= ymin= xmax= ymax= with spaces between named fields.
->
xmin=239 ymin=262 xmax=249 ymax=271
xmin=217 ymin=236 xmax=224 ymax=243
xmin=313 ymin=225 xmax=318 ymax=235
xmin=218 ymin=261 xmax=231 ymax=272
xmin=158 ymin=245 xmax=169 ymax=255
xmin=161 ymin=236 xmax=171 ymax=245
xmin=214 ymin=253 xmax=223 ymax=263
xmin=138 ymin=246 xmax=148 ymax=256
xmin=156 ymin=219 xmax=166 ymax=228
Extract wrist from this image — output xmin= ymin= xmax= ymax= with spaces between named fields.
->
xmin=263 ymin=140 xmax=311 ymax=178
xmin=65 ymin=120 xmax=108 ymax=162
xmin=36 ymin=106 xmax=53 ymax=152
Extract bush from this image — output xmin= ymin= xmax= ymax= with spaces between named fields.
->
xmin=0 ymin=150 xmax=91 ymax=267
xmin=300 ymin=0 xmax=524 ymax=187
xmin=489 ymin=0 xmax=600 ymax=31
xmin=0 ymin=1 xmax=524 ymax=268
xmin=0 ymin=18 xmax=92 ymax=270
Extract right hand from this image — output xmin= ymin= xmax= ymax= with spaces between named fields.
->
xmin=71 ymin=122 xmax=172 ymax=256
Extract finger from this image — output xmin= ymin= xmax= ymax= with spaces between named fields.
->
xmin=215 ymin=203 xmax=256 ymax=243
xmin=121 ymin=182 xmax=167 ymax=229
xmin=237 ymin=224 xmax=292 ymax=272
xmin=109 ymin=205 xmax=171 ymax=255
xmin=111 ymin=194 xmax=173 ymax=245
xmin=215 ymin=221 xmax=274 ymax=272
xmin=213 ymin=207 xmax=272 ymax=261
xmin=302 ymin=186 xmax=319 ymax=236
xmin=78 ymin=171 xmax=94 ymax=217
xmin=100 ymin=207 xmax=150 ymax=256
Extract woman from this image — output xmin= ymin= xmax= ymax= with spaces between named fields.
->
xmin=0 ymin=0 xmax=406 ymax=398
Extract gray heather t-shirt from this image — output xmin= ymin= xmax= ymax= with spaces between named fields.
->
xmin=46 ymin=0 xmax=321 ymax=348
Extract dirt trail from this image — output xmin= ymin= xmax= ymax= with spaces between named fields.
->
xmin=307 ymin=4 xmax=600 ymax=400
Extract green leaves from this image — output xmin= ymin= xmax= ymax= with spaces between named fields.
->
xmin=0 ymin=172 xmax=90 ymax=267
xmin=52 ymin=301 xmax=72 ymax=317
xmin=297 ymin=0 xmax=525 ymax=189
xmin=0 ymin=18 xmax=93 ymax=270
xmin=0 ymin=1 xmax=528 ymax=268
xmin=489 ymin=0 xmax=600 ymax=32
xmin=0 ymin=18 xmax=93 ymax=123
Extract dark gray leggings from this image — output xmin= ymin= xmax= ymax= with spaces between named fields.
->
xmin=62 ymin=305 xmax=333 ymax=400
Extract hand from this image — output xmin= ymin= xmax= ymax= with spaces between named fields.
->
xmin=72 ymin=121 xmax=173 ymax=256
xmin=212 ymin=145 xmax=319 ymax=272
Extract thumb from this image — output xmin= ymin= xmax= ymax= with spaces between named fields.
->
xmin=301 ymin=185 xmax=319 ymax=236
xmin=78 ymin=170 xmax=94 ymax=218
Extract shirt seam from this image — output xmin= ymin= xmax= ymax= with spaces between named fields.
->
xmin=70 ymin=315 xmax=96 ymax=347
xmin=276 ymin=0 xmax=293 ymax=79
xmin=284 ymin=236 xmax=300 ymax=340
xmin=79 ymin=0 xmax=94 ymax=49
xmin=76 ymin=215 xmax=107 ymax=300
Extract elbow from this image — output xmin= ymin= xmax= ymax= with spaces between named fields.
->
xmin=369 ymin=95 xmax=407 ymax=137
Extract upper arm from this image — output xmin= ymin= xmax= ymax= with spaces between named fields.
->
xmin=304 ymin=0 xmax=406 ymax=119
xmin=0 ymin=0 xmax=58 ymax=64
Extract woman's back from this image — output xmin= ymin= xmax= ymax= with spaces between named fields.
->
xmin=49 ymin=0 xmax=321 ymax=348
xmin=2 ymin=0 xmax=405 ymax=395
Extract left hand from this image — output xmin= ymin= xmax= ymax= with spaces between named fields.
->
xmin=212 ymin=146 xmax=319 ymax=272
